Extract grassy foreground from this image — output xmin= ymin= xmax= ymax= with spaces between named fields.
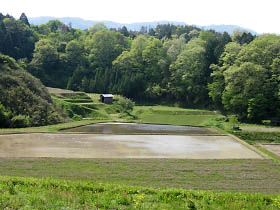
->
xmin=1 ymin=176 xmax=280 ymax=210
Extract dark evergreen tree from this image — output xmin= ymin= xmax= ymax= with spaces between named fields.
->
xmin=120 ymin=26 xmax=129 ymax=37
xmin=19 ymin=13 xmax=30 ymax=26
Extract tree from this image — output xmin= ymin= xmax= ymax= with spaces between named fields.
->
xmin=119 ymin=26 xmax=129 ymax=37
xmin=232 ymin=30 xmax=255 ymax=45
xmin=87 ymin=29 xmax=128 ymax=68
xmin=19 ymin=13 xmax=30 ymax=26
xmin=29 ymin=39 xmax=61 ymax=87
xmin=210 ymin=34 xmax=280 ymax=122
xmin=155 ymin=24 xmax=177 ymax=39
xmin=208 ymin=42 xmax=242 ymax=108
xmin=199 ymin=30 xmax=219 ymax=65
xmin=0 ymin=15 xmax=37 ymax=60
xmin=116 ymin=97 xmax=135 ymax=114
xmin=164 ymin=36 xmax=186 ymax=63
xmin=45 ymin=20 xmax=66 ymax=33
xmin=222 ymin=62 xmax=269 ymax=121
xmin=66 ymin=40 xmax=86 ymax=67
xmin=88 ymin=22 xmax=107 ymax=34
xmin=142 ymin=37 xmax=163 ymax=83
xmin=112 ymin=50 xmax=145 ymax=98
xmin=170 ymin=38 xmax=208 ymax=105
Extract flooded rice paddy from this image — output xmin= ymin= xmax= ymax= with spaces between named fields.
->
xmin=0 ymin=123 xmax=263 ymax=159
xmin=63 ymin=122 xmax=218 ymax=135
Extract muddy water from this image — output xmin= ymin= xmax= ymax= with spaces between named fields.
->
xmin=63 ymin=122 xmax=217 ymax=135
xmin=0 ymin=133 xmax=263 ymax=159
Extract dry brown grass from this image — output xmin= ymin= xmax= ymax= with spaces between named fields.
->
xmin=0 ymin=158 xmax=280 ymax=194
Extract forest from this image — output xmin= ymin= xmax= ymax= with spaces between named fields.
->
xmin=0 ymin=12 xmax=279 ymax=125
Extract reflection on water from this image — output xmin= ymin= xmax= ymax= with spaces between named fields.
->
xmin=63 ymin=122 xmax=216 ymax=135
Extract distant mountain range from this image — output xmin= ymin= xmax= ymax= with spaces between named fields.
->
xmin=29 ymin=16 xmax=258 ymax=35
xmin=200 ymin=24 xmax=257 ymax=35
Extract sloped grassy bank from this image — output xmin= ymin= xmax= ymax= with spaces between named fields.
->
xmin=0 ymin=176 xmax=279 ymax=210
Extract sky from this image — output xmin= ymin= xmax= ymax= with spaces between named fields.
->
xmin=2 ymin=0 xmax=280 ymax=34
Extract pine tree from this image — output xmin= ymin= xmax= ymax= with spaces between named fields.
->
xmin=19 ymin=13 xmax=30 ymax=26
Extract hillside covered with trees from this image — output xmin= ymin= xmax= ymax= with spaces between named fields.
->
xmin=0 ymin=54 xmax=65 ymax=127
xmin=0 ymin=12 xmax=279 ymax=124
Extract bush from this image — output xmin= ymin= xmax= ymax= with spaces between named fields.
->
xmin=262 ymin=120 xmax=271 ymax=126
xmin=0 ymin=104 xmax=10 ymax=128
xmin=10 ymin=115 xmax=30 ymax=128
xmin=72 ymin=114 xmax=83 ymax=121
xmin=116 ymin=97 xmax=135 ymax=113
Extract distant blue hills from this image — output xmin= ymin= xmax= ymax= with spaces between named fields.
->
xmin=29 ymin=16 xmax=258 ymax=35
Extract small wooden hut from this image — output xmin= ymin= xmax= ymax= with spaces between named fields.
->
xmin=100 ymin=94 xmax=113 ymax=104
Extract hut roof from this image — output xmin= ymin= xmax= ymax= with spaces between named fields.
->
xmin=101 ymin=94 xmax=113 ymax=98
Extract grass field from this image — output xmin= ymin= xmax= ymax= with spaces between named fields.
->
xmin=0 ymin=158 xmax=280 ymax=194
xmin=133 ymin=105 xmax=222 ymax=126
xmin=1 ymin=176 xmax=280 ymax=210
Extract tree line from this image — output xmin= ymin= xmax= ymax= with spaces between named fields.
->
xmin=1 ymin=13 xmax=279 ymax=123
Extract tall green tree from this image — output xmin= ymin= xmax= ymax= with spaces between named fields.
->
xmin=19 ymin=13 xmax=30 ymax=26
xmin=170 ymin=38 xmax=208 ymax=106
xmin=208 ymin=42 xmax=242 ymax=109
xmin=29 ymin=39 xmax=61 ymax=87
xmin=0 ymin=16 xmax=37 ymax=60
xmin=209 ymin=35 xmax=280 ymax=122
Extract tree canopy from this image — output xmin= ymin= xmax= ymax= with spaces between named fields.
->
xmin=2 ymin=13 xmax=279 ymax=124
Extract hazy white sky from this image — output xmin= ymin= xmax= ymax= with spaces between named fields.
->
xmin=2 ymin=0 xmax=280 ymax=34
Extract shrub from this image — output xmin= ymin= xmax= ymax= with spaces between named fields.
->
xmin=262 ymin=120 xmax=271 ymax=126
xmin=72 ymin=114 xmax=83 ymax=121
xmin=0 ymin=104 xmax=10 ymax=128
xmin=116 ymin=97 xmax=135 ymax=113
xmin=10 ymin=115 xmax=30 ymax=128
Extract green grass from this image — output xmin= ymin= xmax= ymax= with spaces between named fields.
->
xmin=1 ymin=176 xmax=279 ymax=210
xmin=59 ymin=92 xmax=92 ymax=100
xmin=1 ymin=158 xmax=280 ymax=194
xmin=256 ymin=146 xmax=280 ymax=164
xmin=52 ymin=96 xmax=109 ymax=120
xmin=134 ymin=105 xmax=215 ymax=113
xmin=87 ymin=93 xmax=101 ymax=102
xmin=136 ymin=114 xmax=219 ymax=126
xmin=133 ymin=105 xmax=222 ymax=126
xmin=63 ymin=98 xmax=94 ymax=103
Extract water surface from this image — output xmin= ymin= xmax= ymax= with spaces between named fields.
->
xmin=63 ymin=122 xmax=217 ymax=135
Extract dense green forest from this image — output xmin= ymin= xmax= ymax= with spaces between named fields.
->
xmin=0 ymin=13 xmax=279 ymax=123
